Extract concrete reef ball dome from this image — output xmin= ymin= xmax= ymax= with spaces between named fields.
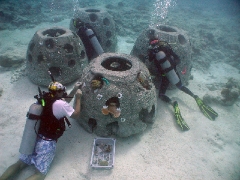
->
xmin=26 ymin=26 xmax=88 ymax=86
xmin=78 ymin=53 xmax=157 ymax=137
xmin=131 ymin=24 xmax=192 ymax=88
xmin=70 ymin=8 xmax=117 ymax=59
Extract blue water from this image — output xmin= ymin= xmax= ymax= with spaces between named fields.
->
xmin=0 ymin=0 xmax=239 ymax=69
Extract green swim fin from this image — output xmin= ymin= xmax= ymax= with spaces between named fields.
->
xmin=173 ymin=101 xmax=190 ymax=131
xmin=194 ymin=95 xmax=218 ymax=120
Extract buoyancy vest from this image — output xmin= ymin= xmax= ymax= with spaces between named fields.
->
xmin=148 ymin=41 xmax=181 ymax=85
xmin=152 ymin=41 xmax=180 ymax=75
xmin=38 ymin=93 xmax=71 ymax=141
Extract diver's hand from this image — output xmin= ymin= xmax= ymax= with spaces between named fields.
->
xmin=75 ymin=89 xmax=82 ymax=99
xmin=73 ymin=82 xmax=83 ymax=91
xmin=65 ymin=82 xmax=83 ymax=103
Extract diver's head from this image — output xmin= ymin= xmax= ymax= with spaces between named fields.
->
xmin=148 ymin=29 xmax=159 ymax=42
xmin=73 ymin=18 xmax=85 ymax=29
xmin=48 ymin=81 xmax=67 ymax=97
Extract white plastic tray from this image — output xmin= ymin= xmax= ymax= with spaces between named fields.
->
xmin=90 ymin=138 xmax=116 ymax=169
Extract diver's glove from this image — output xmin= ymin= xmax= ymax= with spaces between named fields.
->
xmin=194 ymin=95 xmax=218 ymax=120
xmin=173 ymin=101 xmax=190 ymax=131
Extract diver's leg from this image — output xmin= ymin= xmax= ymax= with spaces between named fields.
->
xmin=159 ymin=94 xmax=172 ymax=104
xmin=175 ymin=81 xmax=195 ymax=97
xmin=0 ymin=160 xmax=28 ymax=180
xmin=26 ymin=138 xmax=56 ymax=180
xmin=175 ymin=80 xmax=218 ymax=120
xmin=158 ymin=76 xmax=172 ymax=103
xmin=175 ymin=71 xmax=195 ymax=97
xmin=26 ymin=171 xmax=46 ymax=180
xmin=159 ymin=76 xmax=189 ymax=130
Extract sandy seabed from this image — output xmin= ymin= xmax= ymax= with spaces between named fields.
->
xmin=0 ymin=19 xmax=240 ymax=180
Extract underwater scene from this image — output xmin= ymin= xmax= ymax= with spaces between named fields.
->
xmin=0 ymin=0 xmax=240 ymax=179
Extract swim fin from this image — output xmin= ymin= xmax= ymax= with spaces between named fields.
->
xmin=194 ymin=95 xmax=218 ymax=120
xmin=173 ymin=101 xmax=190 ymax=131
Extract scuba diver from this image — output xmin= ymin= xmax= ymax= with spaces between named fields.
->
xmin=148 ymin=39 xmax=218 ymax=130
xmin=73 ymin=18 xmax=104 ymax=60
xmin=0 ymin=81 xmax=82 ymax=180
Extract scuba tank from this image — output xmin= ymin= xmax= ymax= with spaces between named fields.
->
xmin=85 ymin=28 xmax=104 ymax=56
xmin=155 ymin=51 xmax=180 ymax=85
xmin=19 ymin=102 xmax=42 ymax=154
xmin=19 ymin=86 xmax=45 ymax=155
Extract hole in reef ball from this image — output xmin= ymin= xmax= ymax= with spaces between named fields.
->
xmin=106 ymin=40 xmax=112 ymax=47
xmin=178 ymin=34 xmax=187 ymax=45
xmin=64 ymin=44 xmax=74 ymax=53
xmin=42 ymin=29 xmax=66 ymax=37
xmin=103 ymin=18 xmax=110 ymax=26
xmin=157 ymin=25 xmax=177 ymax=32
xmin=68 ymin=59 xmax=76 ymax=67
xmin=89 ymin=13 xmax=98 ymax=22
xmin=106 ymin=31 xmax=112 ymax=38
xmin=101 ymin=57 xmax=132 ymax=71
xmin=45 ymin=39 xmax=54 ymax=49
xmin=80 ymin=50 xmax=85 ymax=59
xmin=85 ymin=9 xmax=100 ymax=13
xmin=37 ymin=54 xmax=44 ymax=64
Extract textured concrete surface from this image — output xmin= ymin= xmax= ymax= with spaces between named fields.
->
xmin=77 ymin=53 xmax=157 ymax=137
xmin=26 ymin=26 xmax=88 ymax=86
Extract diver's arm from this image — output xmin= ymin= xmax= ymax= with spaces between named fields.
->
xmin=66 ymin=82 xmax=82 ymax=103
xmin=70 ymin=89 xmax=82 ymax=119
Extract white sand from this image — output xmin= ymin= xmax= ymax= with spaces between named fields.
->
xmin=0 ymin=20 xmax=240 ymax=180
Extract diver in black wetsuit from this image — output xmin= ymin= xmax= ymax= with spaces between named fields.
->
xmin=148 ymin=39 xmax=218 ymax=130
xmin=72 ymin=18 xmax=104 ymax=60
xmin=76 ymin=22 xmax=97 ymax=60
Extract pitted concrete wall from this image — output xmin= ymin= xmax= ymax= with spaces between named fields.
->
xmin=26 ymin=27 xmax=88 ymax=86
xmin=131 ymin=24 xmax=192 ymax=88
xmin=70 ymin=8 xmax=117 ymax=59
xmin=77 ymin=53 xmax=157 ymax=137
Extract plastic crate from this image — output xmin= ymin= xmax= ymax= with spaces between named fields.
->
xmin=90 ymin=138 xmax=116 ymax=169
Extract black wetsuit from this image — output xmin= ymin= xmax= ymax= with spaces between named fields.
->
xmin=149 ymin=42 xmax=195 ymax=104
xmin=77 ymin=26 xmax=98 ymax=60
